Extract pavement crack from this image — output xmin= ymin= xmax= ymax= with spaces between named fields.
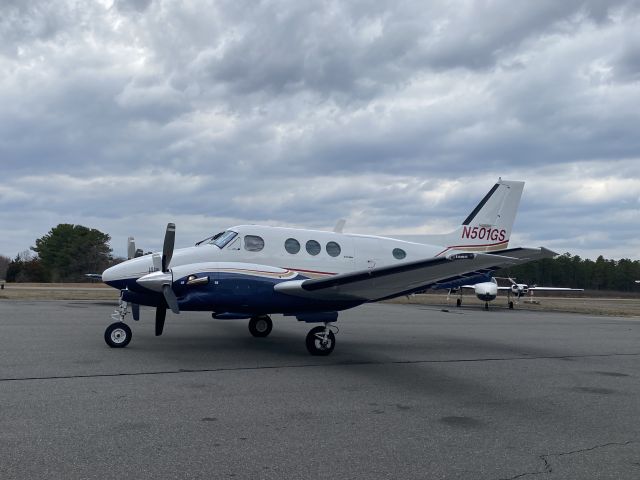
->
xmin=498 ymin=440 xmax=638 ymax=480
xmin=498 ymin=469 xmax=546 ymax=479
xmin=541 ymin=440 xmax=638 ymax=464
xmin=1 ymin=352 xmax=639 ymax=383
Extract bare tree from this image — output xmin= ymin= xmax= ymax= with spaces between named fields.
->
xmin=0 ymin=255 xmax=10 ymax=280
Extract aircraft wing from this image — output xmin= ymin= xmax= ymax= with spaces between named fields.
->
xmin=529 ymin=287 xmax=584 ymax=291
xmin=275 ymin=247 xmax=556 ymax=302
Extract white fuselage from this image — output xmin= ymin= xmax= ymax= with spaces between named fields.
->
xmin=103 ymin=225 xmax=449 ymax=283
xmin=473 ymin=279 xmax=498 ymax=301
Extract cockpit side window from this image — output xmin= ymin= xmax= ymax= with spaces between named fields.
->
xmin=212 ymin=230 xmax=238 ymax=249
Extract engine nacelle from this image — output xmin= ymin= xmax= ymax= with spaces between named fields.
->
xmin=511 ymin=284 xmax=528 ymax=295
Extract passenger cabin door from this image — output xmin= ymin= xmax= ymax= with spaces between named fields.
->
xmin=355 ymin=237 xmax=383 ymax=271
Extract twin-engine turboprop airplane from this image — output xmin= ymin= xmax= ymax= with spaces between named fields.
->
xmin=449 ymin=277 xmax=584 ymax=310
xmin=101 ymin=179 xmax=556 ymax=355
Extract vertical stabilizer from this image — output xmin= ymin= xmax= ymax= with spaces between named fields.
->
xmin=421 ymin=179 xmax=525 ymax=254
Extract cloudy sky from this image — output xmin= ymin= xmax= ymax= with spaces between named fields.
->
xmin=1 ymin=0 xmax=639 ymax=260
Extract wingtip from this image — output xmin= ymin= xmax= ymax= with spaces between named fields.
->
xmin=540 ymin=247 xmax=558 ymax=258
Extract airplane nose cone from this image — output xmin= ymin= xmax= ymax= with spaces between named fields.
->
xmin=102 ymin=264 xmax=121 ymax=284
xmin=102 ymin=255 xmax=155 ymax=289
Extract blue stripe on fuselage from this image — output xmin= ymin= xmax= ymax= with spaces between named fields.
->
xmin=174 ymin=271 xmax=361 ymax=314
xmin=106 ymin=271 xmax=362 ymax=315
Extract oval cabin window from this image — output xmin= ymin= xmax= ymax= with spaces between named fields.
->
xmin=306 ymin=240 xmax=321 ymax=256
xmin=244 ymin=235 xmax=265 ymax=252
xmin=392 ymin=248 xmax=406 ymax=260
xmin=285 ymin=238 xmax=300 ymax=254
xmin=326 ymin=241 xmax=341 ymax=257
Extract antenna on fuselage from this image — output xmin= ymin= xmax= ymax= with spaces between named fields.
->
xmin=333 ymin=219 xmax=346 ymax=234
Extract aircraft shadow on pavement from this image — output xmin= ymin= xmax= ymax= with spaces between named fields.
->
xmin=115 ymin=318 xmax=569 ymax=418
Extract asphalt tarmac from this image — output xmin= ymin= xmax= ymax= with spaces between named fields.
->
xmin=0 ymin=300 xmax=639 ymax=479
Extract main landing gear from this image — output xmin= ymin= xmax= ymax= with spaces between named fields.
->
xmin=305 ymin=324 xmax=336 ymax=356
xmin=105 ymin=296 xmax=133 ymax=348
xmin=446 ymin=288 xmax=463 ymax=308
xmin=506 ymin=289 xmax=516 ymax=309
xmin=248 ymin=315 xmax=273 ymax=337
xmin=248 ymin=316 xmax=338 ymax=356
xmin=247 ymin=315 xmax=338 ymax=356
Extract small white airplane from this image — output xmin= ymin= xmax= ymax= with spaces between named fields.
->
xmin=448 ymin=277 xmax=584 ymax=310
xmin=101 ymin=179 xmax=555 ymax=355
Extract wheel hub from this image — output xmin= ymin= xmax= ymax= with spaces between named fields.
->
xmin=256 ymin=319 xmax=268 ymax=332
xmin=111 ymin=328 xmax=127 ymax=344
xmin=315 ymin=334 xmax=332 ymax=350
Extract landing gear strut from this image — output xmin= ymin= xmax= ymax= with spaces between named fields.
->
xmin=306 ymin=323 xmax=336 ymax=356
xmin=248 ymin=315 xmax=273 ymax=337
xmin=507 ymin=289 xmax=515 ymax=309
xmin=447 ymin=288 xmax=463 ymax=308
xmin=105 ymin=293 xmax=133 ymax=348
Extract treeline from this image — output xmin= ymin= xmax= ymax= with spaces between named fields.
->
xmin=1 ymin=225 xmax=639 ymax=290
xmin=497 ymin=253 xmax=640 ymax=292
xmin=2 ymin=224 xmax=121 ymax=283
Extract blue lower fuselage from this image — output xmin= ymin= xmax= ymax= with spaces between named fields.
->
xmin=105 ymin=271 xmax=361 ymax=315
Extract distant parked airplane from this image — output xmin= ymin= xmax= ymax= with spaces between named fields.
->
xmin=100 ymin=179 xmax=555 ymax=355
xmin=449 ymin=277 xmax=584 ymax=310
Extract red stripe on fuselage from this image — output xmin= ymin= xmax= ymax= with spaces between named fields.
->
xmin=436 ymin=240 xmax=509 ymax=257
xmin=285 ymin=267 xmax=336 ymax=276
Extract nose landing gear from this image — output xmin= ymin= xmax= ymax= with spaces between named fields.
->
xmin=104 ymin=322 xmax=132 ymax=348
xmin=105 ymin=294 xmax=133 ymax=348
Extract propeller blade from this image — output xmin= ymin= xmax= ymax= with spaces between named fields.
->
xmin=127 ymin=237 xmax=136 ymax=260
xmin=162 ymin=284 xmax=180 ymax=314
xmin=131 ymin=303 xmax=140 ymax=321
xmin=162 ymin=223 xmax=176 ymax=272
xmin=151 ymin=253 xmax=162 ymax=272
xmin=155 ymin=305 xmax=166 ymax=336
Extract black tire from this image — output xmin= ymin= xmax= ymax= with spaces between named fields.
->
xmin=508 ymin=301 xmax=514 ymax=309
xmin=248 ymin=316 xmax=272 ymax=337
xmin=456 ymin=298 xmax=462 ymax=307
xmin=305 ymin=326 xmax=335 ymax=356
xmin=104 ymin=322 xmax=132 ymax=348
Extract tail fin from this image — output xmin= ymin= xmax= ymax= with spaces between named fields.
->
xmin=424 ymin=179 xmax=525 ymax=254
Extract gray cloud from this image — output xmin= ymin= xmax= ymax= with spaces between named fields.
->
xmin=1 ymin=0 xmax=639 ymax=260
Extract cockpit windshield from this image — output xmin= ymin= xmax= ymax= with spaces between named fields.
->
xmin=195 ymin=231 xmax=224 ymax=246
xmin=212 ymin=230 xmax=238 ymax=249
